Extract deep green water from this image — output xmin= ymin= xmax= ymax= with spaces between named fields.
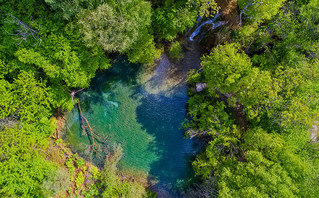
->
xmin=66 ymin=57 xmax=199 ymax=194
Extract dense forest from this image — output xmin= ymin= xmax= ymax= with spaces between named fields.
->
xmin=0 ymin=0 xmax=318 ymax=197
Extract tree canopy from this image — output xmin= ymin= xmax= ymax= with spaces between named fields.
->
xmin=1 ymin=0 xmax=319 ymax=197
xmin=186 ymin=0 xmax=319 ymax=197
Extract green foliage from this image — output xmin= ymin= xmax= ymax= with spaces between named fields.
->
xmin=80 ymin=166 xmax=102 ymax=197
xmin=234 ymin=0 xmax=287 ymax=44
xmin=127 ymin=33 xmax=162 ymax=64
xmin=44 ymin=0 xmax=101 ymax=20
xmin=0 ymin=125 xmax=57 ymax=197
xmin=75 ymin=171 xmax=85 ymax=188
xmin=243 ymin=128 xmax=284 ymax=161
xmin=66 ymin=157 xmax=76 ymax=173
xmin=0 ymin=71 xmax=51 ymax=122
xmin=0 ymin=0 xmax=111 ymax=113
xmin=198 ymin=43 xmax=278 ymax=119
xmin=77 ymin=0 xmax=160 ymax=64
xmin=79 ymin=0 xmax=151 ymax=53
xmin=151 ymin=0 xmax=219 ymax=41
xmin=41 ymin=169 xmax=71 ymax=197
xmin=152 ymin=1 xmax=197 ymax=41
xmin=238 ymin=0 xmax=287 ymax=25
xmin=201 ymin=43 xmax=252 ymax=92
xmin=186 ymin=1 xmax=319 ymax=197
xmin=218 ymin=152 xmax=298 ymax=198
xmin=185 ymin=95 xmax=232 ymax=133
xmin=101 ymin=146 xmax=146 ymax=198
xmin=75 ymin=158 xmax=85 ymax=168
xmin=193 ymin=125 xmax=242 ymax=178
xmin=169 ymin=41 xmax=184 ymax=60
xmin=193 ymin=0 xmax=220 ymax=18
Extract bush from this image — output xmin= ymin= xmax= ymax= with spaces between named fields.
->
xmin=169 ymin=41 xmax=184 ymax=60
xmin=41 ymin=169 xmax=71 ymax=197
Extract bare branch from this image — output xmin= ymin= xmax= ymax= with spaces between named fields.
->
xmin=76 ymin=97 xmax=109 ymax=162
xmin=239 ymin=0 xmax=263 ymax=26
xmin=70 ymin=88 xmax=85 ymax=103
xmin=2 ymin=12 xmax=42 ymax=46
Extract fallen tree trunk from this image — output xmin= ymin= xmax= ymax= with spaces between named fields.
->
xmin=69 ymin=89 xmax=109 ymax=162
xmin=77 ymin=102 xmax=96 ymax=149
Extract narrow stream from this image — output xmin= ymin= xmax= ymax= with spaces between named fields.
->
xmin=65 ymin=54 xmax=201 ymax=196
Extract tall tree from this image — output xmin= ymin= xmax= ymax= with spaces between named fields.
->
xmin=78 ymin=0 xmax=160 ymax=63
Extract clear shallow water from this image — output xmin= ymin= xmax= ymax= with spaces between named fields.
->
xmin=65 ymin=57 xmax=199 ymax=194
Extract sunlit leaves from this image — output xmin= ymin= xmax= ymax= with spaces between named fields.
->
xmin=238 ymin=0 xmax=287 ymax=25
xmin=127 ymin=33 xmax=162 ymax=64
xmin=152 ymin=1 xmax=197 ymax=41
xmin=79 ymin=0 xmax=152 ymax=53
xmin=187 ymin=1 xmax=319 ymax=197
xmin=0 ymin=125 xmax=56 ymax=197
xmin=202 ymin=43 xmax=252 ymax=93
xmin=189 ymin=0 xmax=220 ymax=18
xmin=0 ymin=72 xmax=51 ymax=122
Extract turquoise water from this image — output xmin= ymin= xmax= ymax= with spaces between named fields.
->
xmin=66 ymin=57 xmax=199 ymax=193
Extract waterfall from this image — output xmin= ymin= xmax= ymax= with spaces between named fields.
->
xmin=189 ymin=12 xmax=227 ymax=41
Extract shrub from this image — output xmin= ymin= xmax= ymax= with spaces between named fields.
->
xmin=169 ymin=41 xmax=184 ymax=60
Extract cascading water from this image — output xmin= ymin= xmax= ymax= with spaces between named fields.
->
xmin=189 ymin=11 xmax=227 ymax=41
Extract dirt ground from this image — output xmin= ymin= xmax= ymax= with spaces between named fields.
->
xmin=216 ymin=0 xmax=240 ymax=25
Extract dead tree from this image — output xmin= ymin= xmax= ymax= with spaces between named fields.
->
xmin=230 ymin=0 xmax=263 ymax=27
xmin=77 ymin=101 xmax=109 ymax=161
xmin=239 ymin=0 xmax=263 ymax=26
xmin=71 ymin=88 xmax=109 ymax=161
xmin=70 ymin=88 xmax=85 ymax=103
xmin=187 ymin=129 xmax=208 ymax=139
xmin=1 ymin=10 xmax=42 ymax=46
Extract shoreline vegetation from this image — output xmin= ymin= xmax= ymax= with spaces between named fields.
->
xmin=1 ymin=0 xmax=319 ymax=197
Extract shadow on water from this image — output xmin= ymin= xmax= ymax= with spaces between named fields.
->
xmin=72 ymin=57 xmax=139 ymax=112
xmin=135 ymin=93 xmax=199 ymax=197
xmin=65 ymin=54 xmax=202 ymax=197
xmin=132 ymin=51 xmax=202 ymax=197
xmin=81 ymin=56 xmax=142 ymax=109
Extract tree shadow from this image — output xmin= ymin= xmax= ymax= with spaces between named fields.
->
xmin=78 ymin=55 xmax=142 ymax=113
xmin=134 ymin=91 xmax=200 ymax=197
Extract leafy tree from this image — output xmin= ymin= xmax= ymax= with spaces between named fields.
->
xmin=198 ymin=43 xmax=278 ymax=119
xmin=218 ymin=151 xmax=298 ymax=198
xmin=41 ymin=169 xmax=71 ymax=197
xmin=78 ymin=0 xmax=160 ymax=64
xmin=193 ymin=0 xmax=219 ymax=18
xmin=238 ymin=0 xmax=287 ymax=25
xmin=0 ymin=125 xmax=57 ymax=197
xmin=127 ymin=31 xmax=162 ymax=64
xmin=79 ymin=0 xmax=151 ymax=51
xmin=186 ymin=2 xmax=319 ymax=197
xmin=44 ymin=0 xmax=100 ymax=20
xmin=0 ymin=72 xmax=51 ymax=122
xmin=152 ymin=0 xmax=198 ymax=41
xmin=169 ymin=41 xmax=184 ymax=60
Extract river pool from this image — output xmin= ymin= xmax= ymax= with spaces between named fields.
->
xmin=65 ymin=55 xmax=200 ymax=194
